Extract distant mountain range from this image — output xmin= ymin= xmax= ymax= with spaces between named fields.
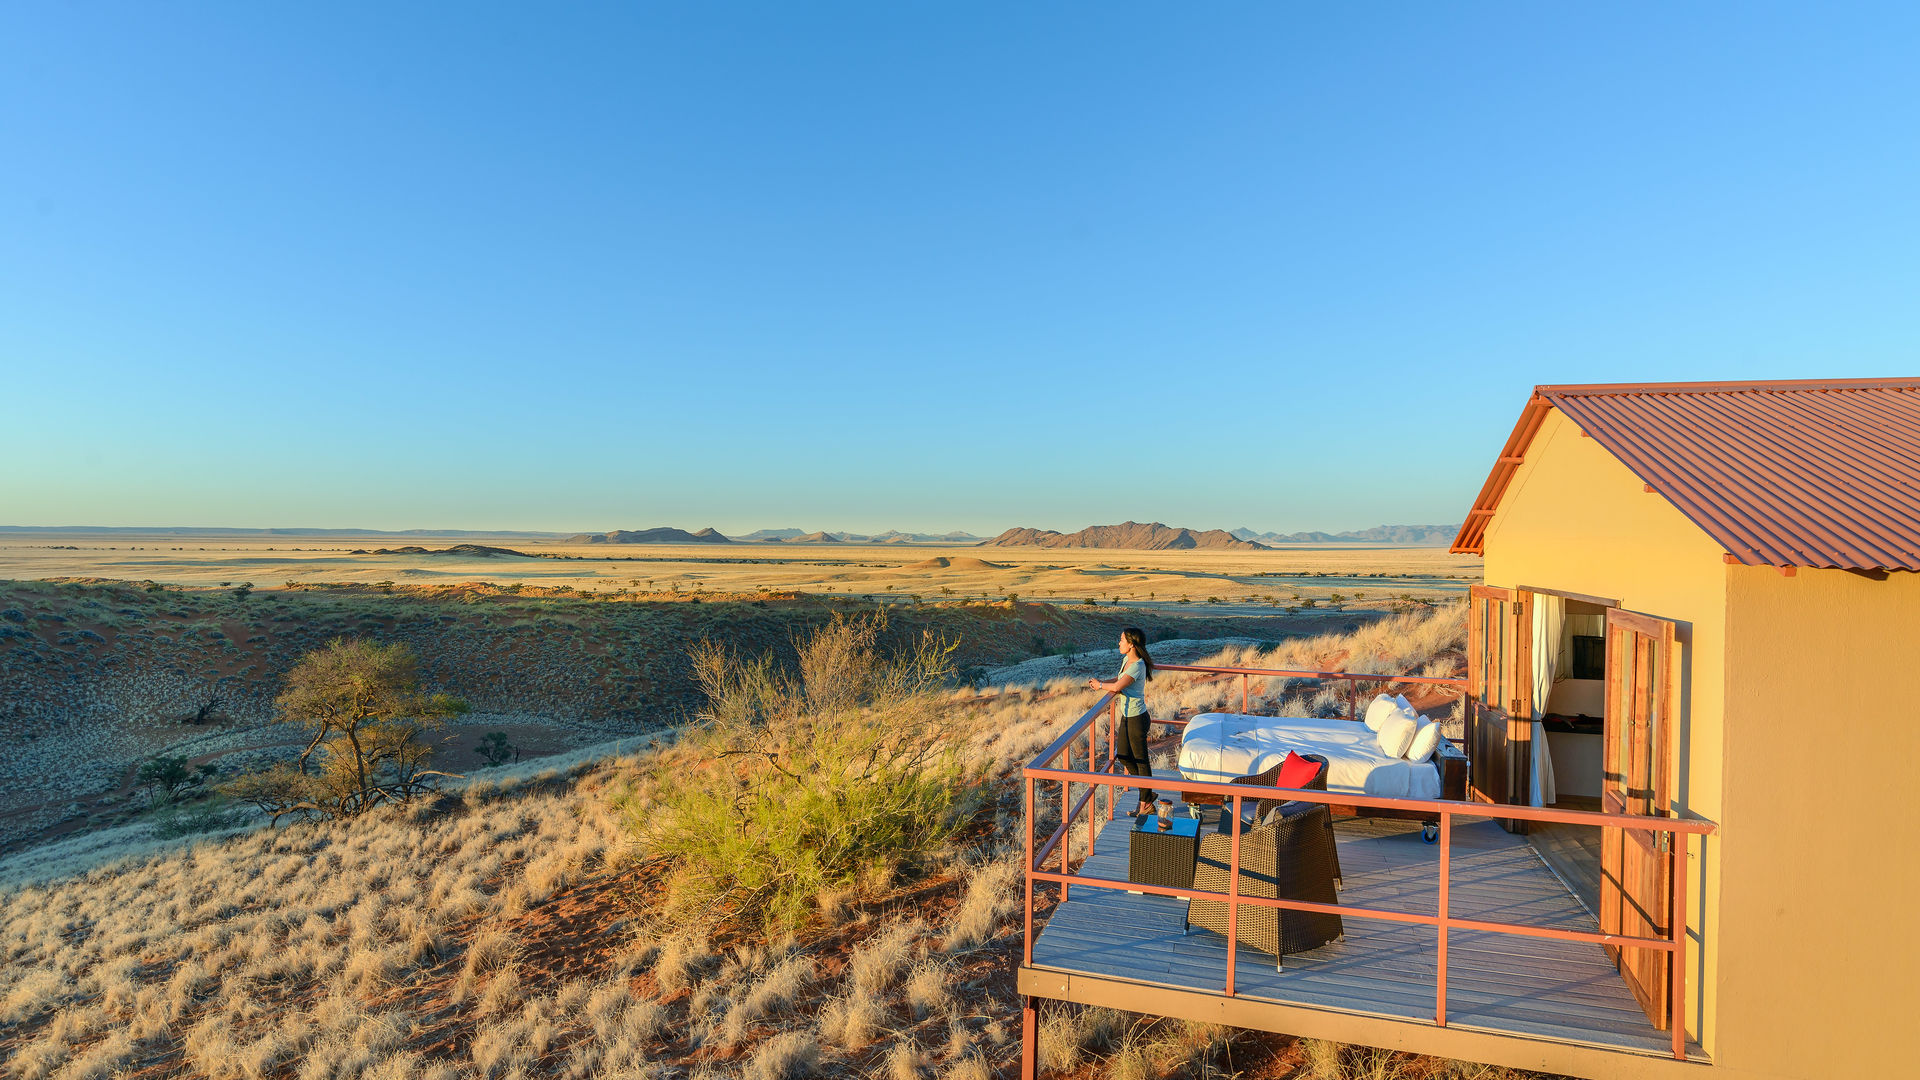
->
xmin=0 ymin=526 xmax=569 ymax=538
xmin=565 ymin=527 xmax=984 ymax=545
xmin=2 ymin=523 xmax=1458 ymax=546
xmin=981 ymin=522 xmax=1268 ymax=551
xmin=1229 ymin=524 xmax=1461 ymax=546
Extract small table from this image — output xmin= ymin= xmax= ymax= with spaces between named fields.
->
xmin=1127 ymin=814 xmax=1201 ymax=891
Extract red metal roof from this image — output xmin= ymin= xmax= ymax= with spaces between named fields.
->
xmin=1451 ymin=378 xmax=1920 ymax=571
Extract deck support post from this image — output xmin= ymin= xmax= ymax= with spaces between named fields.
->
xmin=1021 ymin=996 xmax=1038 ymax=1080
xmin=1240 ymin=673 xmax=1248 ymax=713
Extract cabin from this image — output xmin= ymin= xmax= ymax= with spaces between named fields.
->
xmin=1451 ymin=377 xmax=1920 ymax=1079
xmin=1014 ymin=377 xmax=1919 ymax=1080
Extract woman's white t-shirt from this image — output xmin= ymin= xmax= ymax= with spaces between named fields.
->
xmin=1117 ymin=658 xmax=1148 ymax=717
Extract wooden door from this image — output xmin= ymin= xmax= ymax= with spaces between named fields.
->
xmin=1599 ymin=608 xmax=1678 ymax=1031
xmin=1465 ymin=586 xmax=1533 ymax=829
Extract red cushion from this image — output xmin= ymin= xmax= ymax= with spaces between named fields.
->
xmin=1276 ymin=751 xmax=1321 ymax=789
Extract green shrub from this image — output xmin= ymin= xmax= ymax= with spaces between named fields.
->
xmin=622 ymin=612 xmax=981 ymax=931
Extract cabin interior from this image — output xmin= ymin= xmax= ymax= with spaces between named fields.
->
xmin=1527 ymin=595 xmax=1610 ymax=913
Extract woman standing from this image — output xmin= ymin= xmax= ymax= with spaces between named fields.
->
xmin=1088 ymin=627 xmax=1157 ymax=816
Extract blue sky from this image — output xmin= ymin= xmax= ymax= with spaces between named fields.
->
xmin=4 ymin=3 xmax=1916 ymax=534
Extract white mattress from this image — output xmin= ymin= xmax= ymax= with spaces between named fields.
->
xmin=1176 ymin=712 xmax=1441 ymax=801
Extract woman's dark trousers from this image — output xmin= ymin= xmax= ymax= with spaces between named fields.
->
xmin=1114 ymin=710 xmax=1155 ymax=809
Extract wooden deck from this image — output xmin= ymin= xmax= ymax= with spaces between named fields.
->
xmin=1028 ymin=778 xmax=1703 ymax=1061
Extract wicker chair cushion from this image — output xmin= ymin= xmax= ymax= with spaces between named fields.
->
xmin=1186 ymin=801 xmax=1344 ymax=958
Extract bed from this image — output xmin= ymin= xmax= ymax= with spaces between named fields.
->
xmin=1176 ymin=712 xmax=1467 ymax=807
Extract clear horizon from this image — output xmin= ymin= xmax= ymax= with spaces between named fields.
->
xmin=0 ymin=519 xmax=1459 ymax=537
xmin=7 ymin=4 xmax=1917 ymax=534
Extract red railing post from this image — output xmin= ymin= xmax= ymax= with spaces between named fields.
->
xmin=1435 ymin=809 xmax=1451 ymax=1026
xmin=1023 ymin=775 xmax=1035 ymax=966
xmin=1347 ymin=677 xmax=1357 ymax=722
xmin=1060 ymin=776 xmax=1070 ymax=877
xmin=1224 ymin=792 xmax=1242 ymax=996
xmin=1108 ymin=698 xmax=1119 ymax=820
xmin=1671 ymin=829 xmax=1689 ymax=1060
xmin=1240 ymin=672 xmax=1248 ymax=713
xmin=1090 ymin=720 xmax=1102 ymax=854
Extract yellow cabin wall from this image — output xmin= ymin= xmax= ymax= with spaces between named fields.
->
xmin=1479 ymin=407 xmax=1730 ymax=1057
xmin=1716 ymin=566 xmax=1920 ymax=1080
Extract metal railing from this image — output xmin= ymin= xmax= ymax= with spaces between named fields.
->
xmin=1018 ymin=663 xmax=1714 ymax=1066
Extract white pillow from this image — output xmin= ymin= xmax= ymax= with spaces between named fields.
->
xmin=1363 ymin=694 xmax=1399 ymax=732
xmin=1404 ymin=719 xmax=1442 ymax=763
xmin=1377 ymin=715 xmax=1418 ymax=758
xmin=1395 ymin=693 xmax=1414 ymax=714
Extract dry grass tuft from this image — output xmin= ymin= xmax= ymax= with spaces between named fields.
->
xmin=940 ymin=851 xmax=1022 ymax=951
xmin=884 ymin=1038 xmax=930 ymax=1080
xmin=743 ymin=1030 xmax=819 ymax=1080
xmin=849 ymin=919 xmax=923 ymax=997
xmin=818 ymin=991 xmax=888 ymax=1050
xmin=1038 ymin=1005 xmax=1130 ymax=1072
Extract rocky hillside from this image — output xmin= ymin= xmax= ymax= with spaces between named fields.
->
xmin=982 ymin=521 xmax=1268 ymax=551
xmin=0 ymin=578 xmax=1332 ymax=854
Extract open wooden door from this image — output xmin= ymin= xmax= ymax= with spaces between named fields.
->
xmin=1599 ymin=608 xmax=1678 ymax=1031
xmin=1465 ymin=586 xmax=1533 ymax=830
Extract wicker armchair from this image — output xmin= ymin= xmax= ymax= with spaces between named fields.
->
xmin=1184 ymin=800 xmax=1344 ymax=964
xmin=1188 ymin=754 xmax=1341 ymax=887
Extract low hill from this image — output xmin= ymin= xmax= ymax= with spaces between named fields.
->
xmin=567 ymin=527 xmax=732 ymax=545
xmin=778 ymin=531 xmax=841 ymax=544
xmin=982 ymin=521 xmax=1268 ymax=551
xmin=352 ymin=543 xmax=533 ymax=558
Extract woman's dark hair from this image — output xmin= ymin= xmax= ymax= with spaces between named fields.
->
xmin=1122 ymin=627 xmax=1153 ymax=680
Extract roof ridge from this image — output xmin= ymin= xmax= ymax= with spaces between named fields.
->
xmin=1537 ymin=377 xmax=1920 ymax=397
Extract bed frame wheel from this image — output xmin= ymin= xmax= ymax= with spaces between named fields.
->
xmin=1421 ymin=822 xmax=1439 ymax=844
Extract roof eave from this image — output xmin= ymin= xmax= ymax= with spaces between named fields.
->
xmin=1449 ymin=393 xmax=1554 ymax=556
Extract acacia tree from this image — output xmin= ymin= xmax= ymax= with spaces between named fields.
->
xmin=226 ymin=638 xmax=468 ymax=823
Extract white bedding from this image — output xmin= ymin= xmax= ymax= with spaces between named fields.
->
xmin=1176 ymin=712 xmax=1442 ymax=801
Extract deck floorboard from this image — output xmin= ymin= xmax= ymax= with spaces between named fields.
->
xmin=1030 ymin=774 xmax=1685 ymax=1058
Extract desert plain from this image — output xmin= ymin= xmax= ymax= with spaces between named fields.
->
xmin=0 ymin=534 xmax=1478 ymax=614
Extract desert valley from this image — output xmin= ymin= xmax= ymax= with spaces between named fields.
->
xmin=0 ymin=524 xmax=1491 ymax=1080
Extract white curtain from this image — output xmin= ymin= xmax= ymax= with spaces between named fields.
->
xmin=1529 ymin=594 xmax=1563 ymax=807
